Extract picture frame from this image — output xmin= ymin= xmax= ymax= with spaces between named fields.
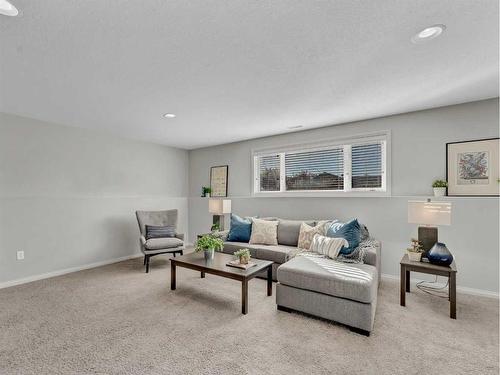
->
xmin=446 ymin=138 xmax=499 ymax=197
xmin=210 ymin=165 xmax=228 ymax=197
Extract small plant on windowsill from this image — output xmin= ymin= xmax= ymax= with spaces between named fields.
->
xmin=432 ymin=180 xmax=448 ymax=197
xmin=234 ymin=248 xmax=251 ymax=265
xmin=195 ymin=234 xmax=223 ymax=261
xmin=407 ymin=238 xmax=424 ymax=262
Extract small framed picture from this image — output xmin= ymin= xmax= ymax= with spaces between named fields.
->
xmin=446 ymin=138 xmax=499 ymax=196
xmin=210 ymin=165 xmax=228 ymax=197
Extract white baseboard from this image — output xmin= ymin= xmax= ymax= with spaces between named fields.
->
xmin=381 ymin=273 xmax=499 ymax=299
xmin=0 ymin=253 xmax=143 ymax=290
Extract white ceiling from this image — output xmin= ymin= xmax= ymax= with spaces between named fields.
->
xmin=1 ymin=1 xmax=498 ymax=149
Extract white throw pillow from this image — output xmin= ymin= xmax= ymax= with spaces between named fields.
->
xmin=249 ymin=218 xmax=279 ymax=245
xmin=297 ymin=222 xmax=323 ymax=250
xmin=310 ymin=234 xmax=348 ymax=259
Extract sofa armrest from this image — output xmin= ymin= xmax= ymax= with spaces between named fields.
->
xmin=175 ymin=233 xmax=185 ymax=241
xmin=363 ymin=239 xmax=381 ymax=283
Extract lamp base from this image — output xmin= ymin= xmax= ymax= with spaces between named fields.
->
xmin=418 ymin=226 xmax=438 ymax=258
xmin=212 ymin=215 xmax=224 ymax=231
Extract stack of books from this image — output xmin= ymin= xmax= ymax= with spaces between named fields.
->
xmin=226 ymin=260 xmax=257 ymax=270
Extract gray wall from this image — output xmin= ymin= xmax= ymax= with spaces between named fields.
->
xmin=0 ymin=113 xmax=189 ymax=284
xmin=189 ymin=99 xmax=500 ymax=294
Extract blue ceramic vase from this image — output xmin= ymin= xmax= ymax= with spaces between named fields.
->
xmin=427 ymin=242 xmax=453 ymax=266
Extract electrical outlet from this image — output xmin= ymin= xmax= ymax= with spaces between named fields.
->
xmin=16 ymin=251 xmax=24 ymax=260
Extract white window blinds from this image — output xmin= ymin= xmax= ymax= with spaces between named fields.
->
xmin=351 ymin=143 xmax=383 ymax=189
xmin=259 ymin=154 xmax=280 ymax=191
xmin=285 ymin=148 xmax=344 ymax=190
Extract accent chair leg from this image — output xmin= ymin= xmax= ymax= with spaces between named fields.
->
xmin=145 ymin=255 xmax=150 ymax=273
xmin=143 ymin=255 xmax=146 ymax=265
xmin=180 ymin=250 xmax=184 ymax=256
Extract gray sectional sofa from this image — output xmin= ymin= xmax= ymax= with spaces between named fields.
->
xmin=221 ymin=218 xmax=381 ymax=335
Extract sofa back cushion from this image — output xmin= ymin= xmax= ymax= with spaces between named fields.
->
xmin=277 ymin=219 xmax=315 ymax=246
xmin=227 ymin=214 xmax=253 ymax=242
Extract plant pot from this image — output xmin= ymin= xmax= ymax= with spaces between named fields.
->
xmin=204 ymin=248 xmax=215 ymax=261
xmin=206 ymin=193 xmax=210 ymax=198
xmin=433 ymin=187 xmax=446 ymax=197
xmin=407 ymin=251 xmax=422 ymax=262
xmin=239 ymin=256 xmax=250 ymax=265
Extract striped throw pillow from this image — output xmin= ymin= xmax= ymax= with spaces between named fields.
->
xmin=310 ymin=234 xmax=348 ymax=259
xmin=145 ymin=225 xmax=176 ymax=240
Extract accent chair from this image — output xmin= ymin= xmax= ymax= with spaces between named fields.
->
xmin=135 ymin=209 xmax=185 ymax=273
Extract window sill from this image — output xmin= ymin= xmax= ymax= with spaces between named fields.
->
xmin=252 ymin=190 xmax=390 ymax=198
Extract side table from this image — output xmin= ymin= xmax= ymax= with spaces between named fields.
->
xmin=400 ymin=254 xmax=457 ymax=319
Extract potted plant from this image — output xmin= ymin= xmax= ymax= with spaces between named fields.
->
xmin=407 ymin=238 xmax=424 ymax=262
xmin=432 ymin=180 xmax=447 ymax=197
xmin=195 ymin=234 xmax=223 ymax=260
xmin=201 ymin=186 xmax=212 ymax=198
xmin=234 ymin=248 xmax=251 ymax=265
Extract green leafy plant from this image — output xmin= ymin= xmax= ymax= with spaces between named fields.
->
xmin=234 ymin=248 xmax=251 ymax=258
xmin=201 ymin=186 xmax=212 ymax=197
xmin=432 ymin=180 xmax=448 ymax=188
xmin=195 ymin=234 xmax=223 ymax=252
xmin=234 ymin=248 xmax=251 ymax=264
xmin=211 ymin=223 xmax=220 ymax=231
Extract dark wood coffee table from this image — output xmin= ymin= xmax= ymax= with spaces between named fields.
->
xmin=170 ymin=252 xmax=273 ymax=314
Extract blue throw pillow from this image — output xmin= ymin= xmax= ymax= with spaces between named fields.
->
xmin=326 ymin=219 xmax=361 ymax=255
xmin=227 ymin=214 xmax=252 ymax=242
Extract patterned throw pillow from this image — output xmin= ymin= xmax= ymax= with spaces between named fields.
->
xmin=297 ymin=222 xmax=324 ymax=250
xmin=310 ymin=234 xmax=348 ymax=259
xmin=249 ymin=218 xmax=279 ymax=245
xmin=326 ymin=219 xmax=361 ymax=255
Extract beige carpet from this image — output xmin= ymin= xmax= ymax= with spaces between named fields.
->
xmin=0 ymin=255 xmax=498 ymax=375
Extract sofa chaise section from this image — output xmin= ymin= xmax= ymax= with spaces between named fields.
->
xmin=276 ymin=241 xmax=381 ymax=335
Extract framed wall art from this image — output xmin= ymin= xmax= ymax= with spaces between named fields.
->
xmin=446 ymin=138 xmax=499 ymax=196
xmin=210 ymin=165 xmax=228 ymax=197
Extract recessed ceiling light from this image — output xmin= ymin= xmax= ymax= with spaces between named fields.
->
xmin=163 ymin=113 xmax=176 ymax=118
xmin=0 ymin=0 xmax=18 ymax=16
xmin=287 ymin=125 xmax=303 ymax=130
xmin=411 ymin=24 xmax=446 ymax=44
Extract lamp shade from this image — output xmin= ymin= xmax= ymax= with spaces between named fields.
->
xmin=209 ymin=199 xmax=232 ymax=214
xmin=408 ymin=201 xmax=451 ymax=226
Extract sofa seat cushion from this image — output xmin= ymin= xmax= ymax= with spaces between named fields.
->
xmin=145 ymin=237 xmax=184 ymax=250
xmin=222 ymin=242 xmax=298 ymax=264
xmin=277 ymin=254 xmax=378 ymax=303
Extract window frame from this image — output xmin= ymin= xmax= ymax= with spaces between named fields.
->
xmin=252 ymin=131 xmax=391 ymax=197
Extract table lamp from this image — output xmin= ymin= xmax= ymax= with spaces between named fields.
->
xmin=408 ymin=200 xmax=452 ymax=258
xmin=209 ymin=199 xmax=231 ymax=231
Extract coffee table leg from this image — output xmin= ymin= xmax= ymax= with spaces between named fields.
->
xmin=200 ymin=271 xmax=205 ymax=278
xmin=267 ymin=266 xmax=272 ymax=296
xmin=450 ymin=273 xmax=456 ymax=319
xmin=242 ymin=279 xmax=248 ymax=314
xmin=171 ymin=262 xmax=176 ymax=290
xmin=400 ymin=264 xmax=406 ymax=306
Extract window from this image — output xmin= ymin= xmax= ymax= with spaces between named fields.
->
xmin=253 ymin=132 xmax=388 ymax=195
xmin=285 ymin=148 xmax=344 ymax=191
xmin=258 ymin=154 xmax=280 ymax=192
